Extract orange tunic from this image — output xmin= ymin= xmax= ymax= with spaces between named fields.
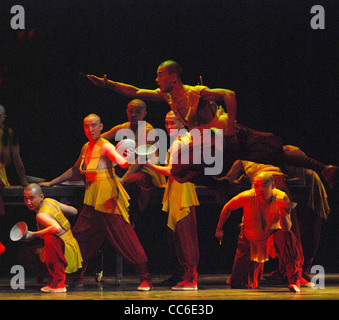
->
xmin=242 ymin=188 xmax=287 ymax=262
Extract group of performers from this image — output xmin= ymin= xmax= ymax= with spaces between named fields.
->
xmin=0 ymin=60 xmax=337 ymax=293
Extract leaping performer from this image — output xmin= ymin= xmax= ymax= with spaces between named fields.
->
xmin=86 ymin=60 xmax=338 ymax=203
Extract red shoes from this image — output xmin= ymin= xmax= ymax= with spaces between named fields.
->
xmin=171 ymin=280 xmax=198 ymax=291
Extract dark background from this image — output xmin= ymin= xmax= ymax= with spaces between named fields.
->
xmin=0 ymin=0 xmax=338 ymax=277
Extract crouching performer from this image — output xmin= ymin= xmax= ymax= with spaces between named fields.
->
xmin=215 ymin=172 xmax=303 ymax=292
xmin=23 ymin=183 xmax=82 ymax=293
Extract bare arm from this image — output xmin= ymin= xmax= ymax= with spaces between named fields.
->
xmin=200 ymin=88 xmax=237 ymax=135
xmin=215 ymin=193 xmax=247 ymax=240
xmin=145 ymin=137 xmax=183 ymax=177
xmin=146 ymin=162 xmax=171 ymax=177
xmin=40 ymin=155 xmax=82 ymax=187
xmin=53 ymin=200 xmax=78 ymax=216
xmin=33 ymin=211 xmax=63 ymax=238
xmin=279 ymin=195 xmax=293 ymax=231
xmin=102 ymin=142 xmax=130 ymax=169
xmin=226 ymin=160 xmax=244 ymax=182
xmin=101 ymin=125 xmax=120 ymax=141
xmin=87 ymin=75 xmax=164 ymax=101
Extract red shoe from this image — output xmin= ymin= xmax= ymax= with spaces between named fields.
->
xmin=288 ymin=283 xmax=300 ymax=293
xmin=0 ymin=242 xmax=5 ymax=255
xmin=171 ymin=280 xmax=198 ymax=291
xmin=300 ymin=277 xmax=314 ymax=287
xmin=137 ymin=280 xmax=152 ymax=291
xmin=41 ymin=282 xmax=67 ymax=293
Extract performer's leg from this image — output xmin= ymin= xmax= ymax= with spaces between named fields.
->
xmin=122 ymin=172 xmax=153 ymax=225
xmin=230 ymin=230 xmax=262 ymax=289
xmin=166 ymin=227 xmax=185 ymax=284
xmin=103 ymin=213 xmax=151 ymax=290
xmin=297 ymin=207 xmax=323 ymax=279
xmin=273 ymin=230 xmax=303 ymax=292
xmin=70 ymin=205 xmax=106 ymax=284
xmin=41 ymin=234 xmax=67 ymax=292
xmin=171 ymin=207 xmax=200 ymax=290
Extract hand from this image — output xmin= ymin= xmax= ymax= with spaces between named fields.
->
xmin=215 ymin=229 xmax=224 ymax=241
xmin=87 ymin=74 xmax=109 ymax=87
xmin=23 ymin=231 xmax=37 ymax=242
xmin=124 ymin=147 xmax=135 ymax=164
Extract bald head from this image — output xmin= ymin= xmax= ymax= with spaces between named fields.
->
xmin=25 ymin=183 xmax=43 ymax=195
xmin=84 ymin=113 xmax=101 ymax=124
xmin=253 ymin=172 xmax=275 ymax=201
xmin=158 ymin=60 xmax=182 ymax=81
xmin=254 ymin=172 xmax=274 ymax=185
xmin=127 ymin=99 xmax=146 ymax=111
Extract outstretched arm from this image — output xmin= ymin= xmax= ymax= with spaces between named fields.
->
xmin=87 ymin=74 xmax=165 ymax=101
xmin=40 ymin=155 xmax=82 ymax=187
xmin=215 ymin=193 xmax=246 ymax=240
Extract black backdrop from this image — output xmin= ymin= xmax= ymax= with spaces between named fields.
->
xmin=0 ymin=0 xmax=338 ymax=275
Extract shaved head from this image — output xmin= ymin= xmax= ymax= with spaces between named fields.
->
xmin=84 ymin=113 xmax=101 ymax=124
xmin=158 ymin=60 xmax=182 ymax=80
xmin=24 ymin=183 xmax=43 ymax=195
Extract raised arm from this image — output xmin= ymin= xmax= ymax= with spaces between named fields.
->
xmin=200 ymin=87 xmax=237 ymax=135
xmin=86 ymin=74 xmax=164 ymax=101
xmin=102 ymin=141 xmax=131 ymax=169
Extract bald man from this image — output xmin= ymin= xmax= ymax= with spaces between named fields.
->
xmin=216 ymin=172 xmax=303 ymax=292
xmin=87 ymin=61 xmax=338 ymax=203
xmin=102 ymin=99 xmax=165 ymax=225
xmin=23 ymin=183 xmax=82 ymax=292
xmin=41 ymin=114 xmax=152 ymax=291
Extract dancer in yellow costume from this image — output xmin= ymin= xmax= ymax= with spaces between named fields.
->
xmin=102 ymin=99 xmax=165 ymax=225
xmin=41 ymin=114 xmax=152 ymax=291
xmin=147 ymin=111 xmax=199 ymax=290
xmin=23 ymin=183 xmax=82 ymax=293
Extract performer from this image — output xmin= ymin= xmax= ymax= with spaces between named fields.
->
xmin=146 ymin=111 xmax=200 ymax=290
xmin=0 ymin=104 xmax=27 ymax=188
xmin=23 ymin=183 xmax=82 ymax=293
xmin=215 ymin=172 xmax=304 ymax=292
xmin=102 ymin=99 xmax=165 ymax=225
xmin=40 ymin=114 xmax=152 ymax=291
xmin=282 ymin=145 xmax=330 ymax=282
xmin=86 ymin=61 xmax=338 ymax=203
xmin=0 ymin=104 xmax=28 ymax=255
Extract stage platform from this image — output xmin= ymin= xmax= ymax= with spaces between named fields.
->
xmin=1 ymin=273 xmax=339 ymax=301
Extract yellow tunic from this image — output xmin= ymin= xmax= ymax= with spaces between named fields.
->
xmin=79 ymin=138 xmax=131 ymax=224
xmin=161 ymin=133 xmax=199 ymax=231
xmin=39 ymin=198 xmax=83 ymax=273
xmin=113 ymin=122 xmax=166 ymax=188
xmin=0 ymin=166 xmax=10 ymax=187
